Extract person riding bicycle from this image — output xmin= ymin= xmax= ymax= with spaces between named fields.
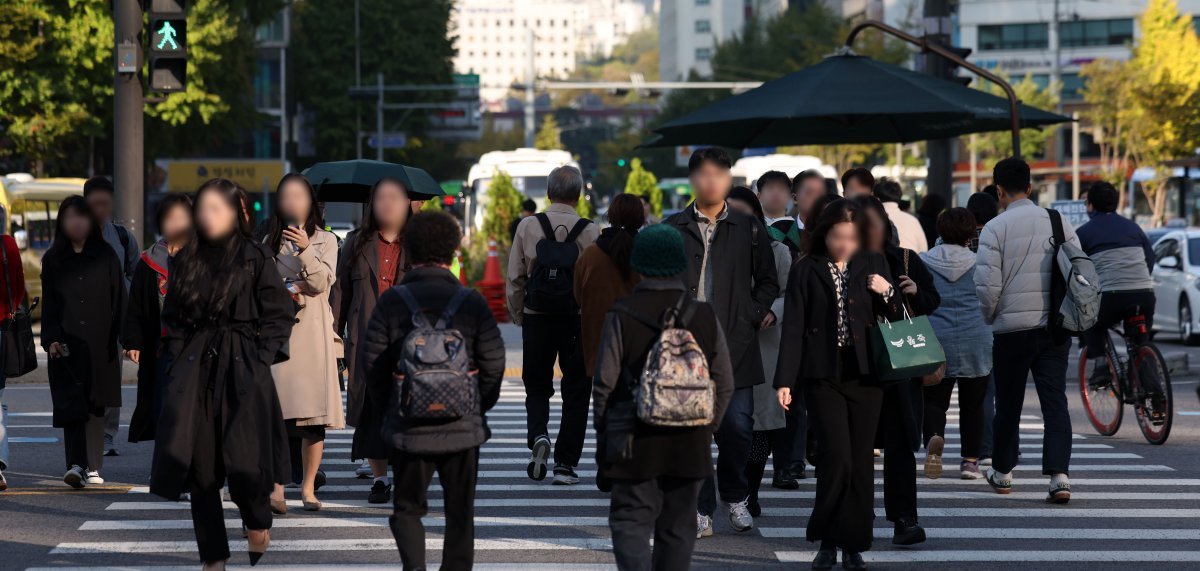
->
xmin=1075 ymin=182 xmax=1156 ymax=389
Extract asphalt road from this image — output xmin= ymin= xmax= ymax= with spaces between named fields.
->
xmin=2 ymin=324 xmax=1200 ymax=570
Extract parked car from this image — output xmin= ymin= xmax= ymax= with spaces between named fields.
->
xmin=1151 ymin=229 xmax=1200 ymax=344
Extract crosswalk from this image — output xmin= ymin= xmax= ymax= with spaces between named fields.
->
xmin=14 ymin=378 xmax=1200 ymax=569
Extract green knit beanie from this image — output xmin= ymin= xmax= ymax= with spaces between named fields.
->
xmin=631 ymin=224 xmax=686 ymax=277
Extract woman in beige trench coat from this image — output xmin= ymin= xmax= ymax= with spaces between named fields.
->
xmin=265 ymin=174 xmax=345 ymax=512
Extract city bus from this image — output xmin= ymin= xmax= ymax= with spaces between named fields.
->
xmin=465 ymin=148 xmax=579 ymax=235
xmin=730 ymin=154 xmax=838 ymax=190
xmin=4 ymin=177 xmax=87 ymax=313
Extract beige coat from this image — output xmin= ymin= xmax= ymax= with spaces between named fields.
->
xmin=505 ymin=202 xmax=599 ymax=324
xmin=270 ymin=229 xmax=345 ymax=429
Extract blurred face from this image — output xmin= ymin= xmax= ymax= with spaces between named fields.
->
xmin=796 ymin=177 xmax=826 ymax=218
xmin=758 ymin=182 xmax=790 ymax=218
xmin=161 ymin=205 xmax=192 ymax=243
xmin=278 ymin=180 xmax=312 ymax=226
xmin=844 ymin=178 xmax=871 ymax=199
xmin=728 ymin=199 xmax=755 ymax=218
xmin=825 ymin=221 xmax=860 ymax=263
xmin=86 ymin=191 xmax=114 ymax=222
xmin=61 ymin=208 xmax=93 ymax=243
xmin=863 ymin=208 xmax=887 ymax=253
xmin=196 ymin=191 xmax=238 ymax=240
xmin=373 ymin=181 xmax=411 ymax=231
xmin=689 ymin=161 xmax=732 ymax=207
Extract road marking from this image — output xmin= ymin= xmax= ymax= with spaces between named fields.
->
xmin=106 ymin=498 xmax=611 ymax=511
xmin=8 ymin=437 xmax=58 ymax=443
xmin=30 ymin=566 xmax=618 ymax=571
xmin=776 ymin=550 xmax=1200 ymax=563
xmin=51 ymin=537 xmax=615 ymax=554
xmin=762 ymin=507 xmax=1200 ymax=518
xmin=762 ymin=527 xmax=1200 ymax=539
xmin=80 ymin=515 xmax=610 ymax=531
xmin=1 ymin=486 xmax=133 ymax=496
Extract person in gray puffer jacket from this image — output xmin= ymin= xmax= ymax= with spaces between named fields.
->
xmin=921 ymin=208 xmax=993 ymax=481
xmin=974 ymin=158 xmax=1077 ymax=504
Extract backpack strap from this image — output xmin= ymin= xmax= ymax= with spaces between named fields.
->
xmin=535 ymin=213 xmax=557 ymax=241
xmin=394 ymin=285 xmax=432 ymax=329
xmin=116 ymin=224 xmax=131 ymax=251
xmin=1046 ymin=208 xmax=1067 ymax=332
xmin=565 ymin=218 xmax=592 ymax=243
xmin=1047 ymin=208 xmax=1066 ymax=248
xmin=612 ymin=302 xmax=662 ymax=333
xmin=434 ymin=288 xmax=472 ymax=330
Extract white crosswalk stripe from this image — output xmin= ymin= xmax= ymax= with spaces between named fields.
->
xmin=31 ymin=378 xmax=1198 ymax=568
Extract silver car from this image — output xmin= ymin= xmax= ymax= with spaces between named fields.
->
xmin=1151 ymin=229 xmax=1200 ymax=344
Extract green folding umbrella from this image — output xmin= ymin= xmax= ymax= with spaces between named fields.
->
xmin=302 ymin=159 xmax=442 ymax=203
xmin=644 ymin=54 xmax=1071 ymax=148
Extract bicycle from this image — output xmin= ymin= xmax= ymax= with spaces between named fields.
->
xmin=1078 ymin=310 xmax=1174 ymax=445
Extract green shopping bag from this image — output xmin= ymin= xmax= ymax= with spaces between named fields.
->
xmin=868 ymin=308 xmax=947 ymax=381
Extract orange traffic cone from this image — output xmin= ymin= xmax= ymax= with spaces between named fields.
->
xmin=477 ymin=238 xmax=508 ymax=323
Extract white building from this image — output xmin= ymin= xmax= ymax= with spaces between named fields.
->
xmin=659 ymin=0 xmax=788 ymax=81
xmin=958 ymin=0 xmax=1200 ymax=105
xmin=452 ymin=0 xmax=651 ymax=102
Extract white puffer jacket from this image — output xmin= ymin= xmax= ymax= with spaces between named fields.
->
xmin=974 ymin=198 xmax=1080 ymax=334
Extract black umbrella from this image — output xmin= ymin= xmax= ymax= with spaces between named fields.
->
xmin=303 ymin=159 xmax=442 ymax=203
xmin=644 ymin=53 xmax=1071 ymax=149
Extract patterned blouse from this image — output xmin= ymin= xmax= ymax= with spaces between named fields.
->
xmin=827 ymin=260 xmax=851 ymax=347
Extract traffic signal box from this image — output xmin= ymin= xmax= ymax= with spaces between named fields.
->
xmin=148 ymin=0 xmax=187 ymax=93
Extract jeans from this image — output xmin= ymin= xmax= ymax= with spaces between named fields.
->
xmin=521 ymin=313 xmax=590 ymax=467
xmin=0 ymin=387 xmax=8 ymax=470
xmin=992 ymin=329 xmax=1072 ymax=476
xmin=697 ymin=386 xmax=754 ymax=516
xmin=390 ymin=447 xmax=479 ymax=571
xmin=609 ymin=476 xmax=703 ymax=571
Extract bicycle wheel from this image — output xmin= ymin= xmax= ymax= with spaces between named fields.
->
xmin=1130 ymin=343 xmax=1173 ymax=445
xmin=1078 ymin=345 xmax=1123 ymax=436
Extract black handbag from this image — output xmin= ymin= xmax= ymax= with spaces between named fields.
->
xmin=1 ymin=241 xmax=37 ymax=378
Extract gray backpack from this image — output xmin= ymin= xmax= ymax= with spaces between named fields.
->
xmin=618 ymin=294 xmax=715 ymax=427
xmin=392 ymin=287 xmax=479 ymax=420
xmin=1048 ymin=209 xmax=1101 ymax=335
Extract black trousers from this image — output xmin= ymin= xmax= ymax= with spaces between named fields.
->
xmin=62 ymin=408 xmax=105 ymax=470
xmin=188 ymin=413 xmax=272 ymax=563
xmin=923 ymin=376 xmax=989 ymax=459
xmin=390 ymin=447 xmax=479 ymax=571
xmin=609 ymin=476 xmax=704 ymax=571
xmin=804 ymin=373 xmax=882 ymax=552
xmin=878 ymin=383 xmax=916 ymax=524
xmin=992 ymin=329 xmax=1072 ymax=476
xmin=1084 ymin=290 xmax=1155 ymax=356
xmin=782 ymin=392 xmax=808 ymax=472
xmin=521 ymin=313 xmax=589 ymax=467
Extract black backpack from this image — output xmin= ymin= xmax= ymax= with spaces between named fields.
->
xmin=392 ymin=286 xmax=478 ymax=420
xmin=524 ymin=213 xmax=591 ymax=314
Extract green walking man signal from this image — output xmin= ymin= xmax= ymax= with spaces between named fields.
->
xmin=155 ymin=21 xmax=179 ymax=50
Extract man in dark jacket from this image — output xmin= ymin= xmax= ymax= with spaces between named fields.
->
xmin=361 ymin=212 xmax=505 ymax=571
xmin=593 ymin=224 xmax=735 ymax=570
xmin=664 ymin=147 xmax=778 ymax=536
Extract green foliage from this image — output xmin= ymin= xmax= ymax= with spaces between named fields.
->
xmin=575 ymin=193 xmax=595 ymax=219
xmin=421 ymin=197 xmax=444 ymax=212
xmin=969 ymin=73 xmax=1059 ymax=162
xmin=483 ymin=170 xmax=523 ymax=246
xmin=534 ymin=114 xmax=562 ymax=151
xmin=623 ymin=158 xmax=661 ymax=217
xmin=292 ymin=0 xmax=456 ymax=164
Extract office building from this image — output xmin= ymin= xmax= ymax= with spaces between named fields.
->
xmin=659 ymin=0 xmax=788 ymax=80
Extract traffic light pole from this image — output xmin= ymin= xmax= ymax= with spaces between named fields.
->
xmin=114 ymin=0 xmax=144 ymax=240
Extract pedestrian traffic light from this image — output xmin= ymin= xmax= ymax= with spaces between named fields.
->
xmin=942 ymin=45 xmax=974 ymax=86
xmin=616 ymin=158 xmax=627 ymax=167
xmin=148 ymin=0 xmax=187 ymax=93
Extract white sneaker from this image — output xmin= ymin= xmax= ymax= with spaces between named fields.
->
xmin=0 ymin=466 xmax=7 ymax=491
xmin=64 ymin=465 xmax=86 ymax=489
xmin=354 ymin=460 xmax=373 ymax=479
xmin=726 ymin=497 xmax=754 ymax=532
xmin=85 ymin=470 xmax=104 ymax=485
xmin=696 ymin=513 xmax=713 ymax=539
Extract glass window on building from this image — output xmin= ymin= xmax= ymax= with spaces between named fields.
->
xmin=1061 ymin=72 xmax=1085 ymax=100
xmin=696 ymin=20 xmax=711 ymax=33
xmin=978 ymin=23 xmax=1049 ymax=50
xmin=696 ymin=0 xmax=711 ymax=5
xmin=253 ymin=57 xmax=281 ymax=109
xmin=1059 ymin=19 xmax=1133 ymax=47
xmin=695 ymin=47 xmax=713 ymax=60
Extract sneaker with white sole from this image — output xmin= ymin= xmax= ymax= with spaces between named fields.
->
xmin=985 ymin=467 xmax=1012 ymax=495
xmin=551 ymin=464 xmax=579 ymax=485
xmin=979 ymin=457 xmax=993 ymax=467
xmin=924 ymin=434 xmax=944 ymax=479
xmin=960 ymin=459 xmax=983 ymax=480
xmin=1047 ymin=479 xmax=1071 ymax=504
xmin=85 ymin=470 xmax=104 ymax=485
xmin=726 ymin=497 xmax=754 ymax=532
xmin=527 ymin=435 xmax=551 ymax=481
xmin=64 ymin=465 xmax=86 ymax=489
xmin=696 ymin=513 xmax=713 ymax=539
xmin=0 ymin=466 xmax=7 ymax=491
xmin=354 ymin=460 xmax=373 ymax=479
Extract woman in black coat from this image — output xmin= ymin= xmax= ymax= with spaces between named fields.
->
xmin=774 ymin=199 xmax=902 ymax=570
xmin=150 ymin=179 xmax=295 ymax=569
xmin=853 ymin=195 xmax=940 ymax=548
xmin=123 ymin=194 xmax=193 ymax=443
xmin=41 ymin=196 xmax=124 ymax=488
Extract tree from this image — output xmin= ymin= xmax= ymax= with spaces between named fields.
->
xmin=1080 ymin=58 xmax=1138 ymax=194
xmin=968 ymin=73 xmax=1059 ymax=163
xmin=482 ymin=169 xmax=523 ymax=247
xmin=623 ymin=158 xmax=662 ymax=217
xmin=534 ymin=114 xmax=562 ymax=150
xmin=575 ymin=193 xmax=595 ymax=218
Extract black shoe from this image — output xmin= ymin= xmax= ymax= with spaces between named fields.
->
xmin=841 ymin=550 xmax=866 ymax=570
xmin=794 ymin=467 xmax=808 ymax=480
xmin=527 ymin=435 xmax=550 ymax=481
xmin=772 ymin=472 xmax=799 ymax=490
xmin=314 ymin=470 xmax=327 ymax=491
xmin=1088 ymin=364 xmax=1113 ymax=389
xmin=892 ymin=517 xmax=926 ymax=546
xmin=811 ymin=548 xmax=837 ymax=570
xmin=367 ymin=480 xmax=392 ymax=504
xmin=103 ymin=448 xmax=119 ymax=457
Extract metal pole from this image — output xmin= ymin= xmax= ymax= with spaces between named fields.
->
xmin=280 ymin=5 xmax=288 ymax=169
xmin=355 ymin=0 xmax=362 ymax=160
xmin=1052 ymin=0 xmax=1063 ymax=166
xmin=524 ymin=29 xmax=536 ymax=148
xmin=969 ymin=133 xmax=979 ymax=194
xmin=376 ymin=72 xmax=384 ymax=162
xmin=921 ymin=1 xmax=954 ymax=201
xmin=113 ymin=0 xmax=143 ymax=240
xmin=1071 ymin=112 xmax=1081 ymax=199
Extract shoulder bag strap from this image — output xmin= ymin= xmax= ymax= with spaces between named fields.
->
xmin=1047 ymin=208 xmax=1066 ymax=249
xmin=395 ymin=285 xmax=431 ymax=329
xmin=434 ymin=288 xmax=472 ymax=330
xmin=565 ymin=218 xmax=592 ymax=243
xmin=0 ymin=238 xmax=13 ymax=320
xmin=535 ymin=213 xmax=557 ymax=242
